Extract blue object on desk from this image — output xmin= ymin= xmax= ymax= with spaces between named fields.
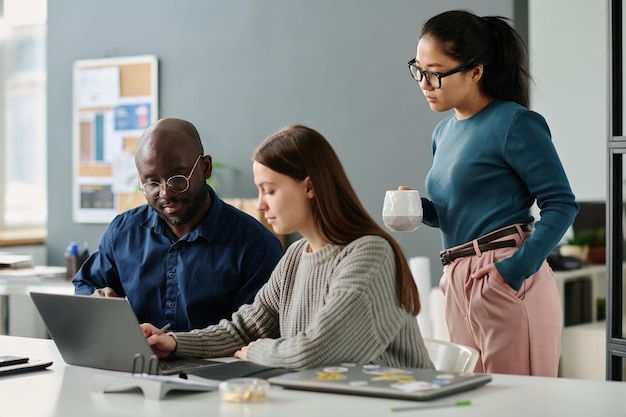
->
xmin=66 ymin=242 xmax=79 ymax=256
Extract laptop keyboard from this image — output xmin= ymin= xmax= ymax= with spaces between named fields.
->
xmin=158 ymin=358 xmax=219 ymax=374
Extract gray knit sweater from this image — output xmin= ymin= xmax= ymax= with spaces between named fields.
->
xmin=172 ymin=235 xmax=434 ymax=370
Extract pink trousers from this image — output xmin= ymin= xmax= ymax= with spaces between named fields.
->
xmin=439 ymin=224 xmax=563 ymax=377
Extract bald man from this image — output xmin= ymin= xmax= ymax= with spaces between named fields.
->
xmin=73 ymin=118 xmax=284 ymax=331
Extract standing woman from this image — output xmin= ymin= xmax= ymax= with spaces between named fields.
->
xmin=143 ymin=125 xmax=433 ymax=371
xmin=406 ymin=10 xmax=578 ymax=376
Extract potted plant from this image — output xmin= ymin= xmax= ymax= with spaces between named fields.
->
xmin=585 ymin=227 xmax=606 ymax=264
xmin=559 ymin=228 xmax=606 ymax=264
xmin=559 ymin=232 xmax=590 ymax=261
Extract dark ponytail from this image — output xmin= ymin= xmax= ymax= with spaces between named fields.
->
xmin=420 ymin=10 xmax=530 ymax=107
xmin=481 ymin=16 xmax=530 ymax=107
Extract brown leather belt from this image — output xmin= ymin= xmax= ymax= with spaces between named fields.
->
xmin=440 ymin=224 xmax=531 ymax=266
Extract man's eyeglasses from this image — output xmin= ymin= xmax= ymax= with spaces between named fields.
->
xmin=139 ymin=155 xmax=202 ymax=198
xmin=407 ymin=58 xmax=476 ymax=89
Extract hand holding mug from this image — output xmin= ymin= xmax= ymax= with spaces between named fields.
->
xmin=382 ymin=189 xmax=423 ymax=232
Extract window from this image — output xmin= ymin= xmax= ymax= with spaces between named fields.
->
xmin=0 ymin=0 xmax=47 ymax=239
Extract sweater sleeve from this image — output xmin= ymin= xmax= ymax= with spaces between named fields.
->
xmin=245 ymin=237 xmax=415 ymax=370
xmin=496 ymin=110 xmax=579 ymax=289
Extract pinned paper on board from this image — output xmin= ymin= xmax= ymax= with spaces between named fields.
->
xmin=76 ymin=66 xmax=120 ymax=108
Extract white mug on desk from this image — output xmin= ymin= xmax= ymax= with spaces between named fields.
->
xmin=382 ymin=189 xmax=423 ymax=232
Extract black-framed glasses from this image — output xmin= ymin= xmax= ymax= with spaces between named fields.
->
xmin=407 ymin=58 xmax=476 ymax=89
xmin=139 ymin=155 xmax=202 ymax=198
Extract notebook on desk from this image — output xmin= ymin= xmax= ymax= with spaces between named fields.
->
xmin=0 ymin=359 xmax=53 ymax=377
xmin=268 ymin=363 xmax=491 ymax=401
xmin=0 ymin=252 xmax=33 ymax=269
xmin=29 ymin=292 xmax=219 ymax=375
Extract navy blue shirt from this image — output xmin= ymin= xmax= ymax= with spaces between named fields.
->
xmin=73 ymin=186 xmax=284 ymax=331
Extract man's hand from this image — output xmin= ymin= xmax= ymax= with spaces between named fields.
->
xmin=91 ymin=287 xmax=118 ymax=297
xmin=140 ymin=323 xmax=177 ymax=359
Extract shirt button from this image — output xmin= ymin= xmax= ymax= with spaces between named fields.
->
xmin=168 ymin=272 xmax=175 ymax=278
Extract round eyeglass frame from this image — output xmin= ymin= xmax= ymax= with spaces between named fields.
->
xmin=139 ymin=155 xmax=203 ymax=198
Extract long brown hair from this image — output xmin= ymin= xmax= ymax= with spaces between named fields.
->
xmin=253 ymin=125 xmax=421 ymax=315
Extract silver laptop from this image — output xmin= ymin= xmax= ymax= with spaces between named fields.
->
xmin=268 ymin=363 xmax=491 ymax=401
xmin=29 ymin=292 xmax=218 ymax=375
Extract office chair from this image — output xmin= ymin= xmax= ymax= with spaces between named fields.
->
xmin=423 ymin=338 xmax=479 ymax=373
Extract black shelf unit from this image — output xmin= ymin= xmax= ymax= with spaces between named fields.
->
xmin=608 ymin=0 xmax=626 ymax=381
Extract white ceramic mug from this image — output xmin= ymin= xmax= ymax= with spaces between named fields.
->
xmin=382 ymin=189 xmax=423 ymax=232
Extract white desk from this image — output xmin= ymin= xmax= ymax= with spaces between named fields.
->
xmin=561 ymin=321 xmax=608 ymax=380
xmin=0 ymin=268 xmax=73 ymax=337
xmin=553 ymin=264 xmax=607 ymax=323
xmin=553 ymin=265 xmax=626 ymax=380
xmin=1 ymin=335 xmax=626 ymax=417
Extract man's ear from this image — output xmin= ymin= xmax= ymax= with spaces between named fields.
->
xmin=202 ymin=155 xmax=213 ymax=179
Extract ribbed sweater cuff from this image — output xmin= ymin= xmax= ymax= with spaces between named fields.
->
xmin=171 ymin=332 xmax=208 ymax=357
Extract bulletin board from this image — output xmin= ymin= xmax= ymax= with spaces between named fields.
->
xmin=72 ymin=55 xmax=158 ymax=223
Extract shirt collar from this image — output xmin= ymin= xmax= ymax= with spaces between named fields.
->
xmin=141 ymin=185 xmax=223 ymax=242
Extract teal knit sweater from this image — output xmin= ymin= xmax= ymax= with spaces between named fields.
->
xmin=423 ymin=100 xmax=578 ymax=290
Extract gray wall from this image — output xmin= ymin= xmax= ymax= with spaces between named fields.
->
xmin=529 ymin=0 xmax=607 ymax=202
xmin=47 ymin=0 xmax=519 ymax=284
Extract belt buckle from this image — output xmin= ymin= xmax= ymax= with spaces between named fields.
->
xmin=440 ymin=250 xmax=452 ymax=266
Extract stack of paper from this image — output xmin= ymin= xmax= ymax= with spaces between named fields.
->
xmin=0 ymin=266 xmax=67 ymax=283
xmin=0 ymin=253 xmax=34 ymax=269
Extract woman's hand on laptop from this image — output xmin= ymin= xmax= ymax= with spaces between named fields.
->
xmin=91 ymin=287 xmax=118 ymax=297
xmin=140 ymin=323 xmax=177 ymax=358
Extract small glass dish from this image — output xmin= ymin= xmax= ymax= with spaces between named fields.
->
xmin=218 ymin=378 xmax=270 ymax=402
